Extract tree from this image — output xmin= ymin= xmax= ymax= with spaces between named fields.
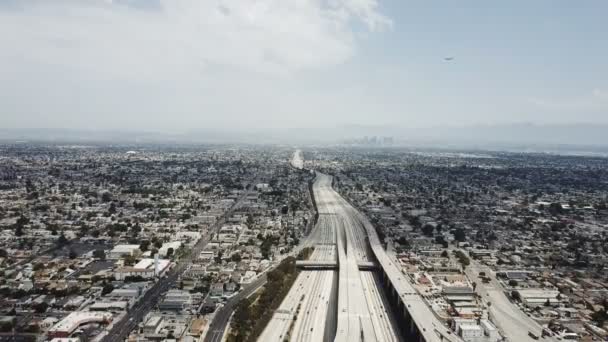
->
xmin=591 ymin=308 xmax=608 ymax=326
xmin=108 ymin=202 xmax=117 ymax=214
xmin=139 ymin=241 xmax=150 ymax=252
xmin=101 ymin=283 xmax=114 ymax=296
xmin=396 ymin=236 xmax=408 ymax=246
xmin=409 ymin=216 xmax=421 ymax=229
xmin=33 ymin=302 xmax=48 ymax=313
xmin=93 ymin=249 xmax=106 ymax=260
xmin=15 ymin=224 xmax=24 ymax=237
xmin=441 ymin=250 xmax=449 ymax=258
xmin=246 ymin=214 xmax=254 ymax=228
xmin=101 ymin=192 xmax=112 ymax=203
xmin=231 ymin=253 xmax=242 ymax=262
xmin=57 ymin=232 xmax=69 ymax=246
xmin=508 ymin=279 xmax=519 ymax=287
xmin=68 ymin=249 xmax=77 ymax=259
xmin=131 ymin=223 xmax=141 ymax=236
xmin=422 ymin=224 xmax=435 ymax=237
xmin=166 ymin=248 xmax=174 ymax=257
xmin=454 ymin=228 xmax=467 ymax=242
xmin=123 ymin=254 xmax=136 ymax=266
xmin=0 ymin=320 xmax=14 ymax=333
xmin=544 ymin=298 xmax=551 ymax=307
xmin=214 ymin=250 xmax=223 ymax=264
xmin=436 ymin=224 xmax=443 ymax=234
xmin=454 ymin=250 xmax=470 ymax=267
xmin=14 ymin=215 xmax=28 ymax=237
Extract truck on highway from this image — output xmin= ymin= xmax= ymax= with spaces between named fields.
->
xmin=528 ymin=331 xmax=540 ymax=340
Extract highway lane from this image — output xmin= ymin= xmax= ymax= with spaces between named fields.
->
xmin=311 ymin=174 xmax=402 ymax=342
xmin=258 ymin=177 xmax=339 ymax=342
xmin=290 ymin=270 xmax=334 ymax=342
xmin=258 ymin=223 xmax=336 ymax=340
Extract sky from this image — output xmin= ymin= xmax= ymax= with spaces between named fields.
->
xmin=1 ymin=0 xmax=607 ymax=133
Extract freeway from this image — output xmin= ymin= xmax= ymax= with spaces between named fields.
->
xmin=465 ymin=257 xmax=554 ymax=342
xmin=320 ymin=176 xmax=401 ymax=342
xmin=260 ymin=173 xmax=402 ymax=342
xmin=102 ymin=183 xmax=257 ymax=342
xmin=206 ymin=213 xmax=328 ymax=342
xmin=258 ymin=201 xmax=338 ymax=342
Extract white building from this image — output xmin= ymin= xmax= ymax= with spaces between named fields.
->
xmin=452 ymin=318 xmax=500 ymax=342
xmin=516 ymin=289 xmax=561 ymax=307
xmin=114 ymin=258 xmax=171 ymax=280
xmin=108 ymin=244 xmax=140 ymax=259
xmin=48 ymin=312 xmax=112 ymax=338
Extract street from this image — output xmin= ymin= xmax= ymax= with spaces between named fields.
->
xmin=464 ymin=256 xmax=554 ymax=342
xmin=101 ymin=183 xmax=256 ymax=342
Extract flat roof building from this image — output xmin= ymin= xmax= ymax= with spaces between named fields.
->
xmin=48 ymin=312 xmax=112 ymax=338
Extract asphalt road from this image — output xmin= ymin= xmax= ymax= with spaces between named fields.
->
xmin=204 ymin=274 xmax=268 ymax=342
xmin=101 ymin=184 xmax=256 ymax=342
xmin=464 ymin=255 xmax=554 ymax=342
xmin=204 ymin=218 xmax=319 ymax=342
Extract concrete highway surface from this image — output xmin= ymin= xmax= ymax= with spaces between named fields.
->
xmin=258 ymin=207 xmax=338 ymax=341
xmin=260 ymin=174 xmax=402 ymax=342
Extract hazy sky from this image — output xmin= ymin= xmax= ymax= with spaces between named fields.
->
xmin=1 ymin=0 xmax=607 ymax=132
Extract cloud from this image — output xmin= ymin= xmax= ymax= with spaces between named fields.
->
xmin=0 ymin=0 xmax=391 ymax=79
xmin=592 ymin=88 xmax=608 ymax=100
